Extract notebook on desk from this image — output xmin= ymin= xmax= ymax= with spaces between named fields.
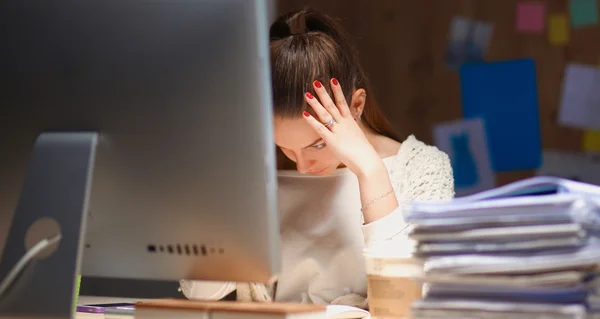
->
xmin=75 ymin=303 xmax=135 ymax=319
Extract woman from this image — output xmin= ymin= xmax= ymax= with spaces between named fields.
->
xmin=180 ymin=8 xmax=454 ymax=308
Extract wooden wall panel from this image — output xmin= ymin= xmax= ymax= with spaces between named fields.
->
xmin=274 ymin=0 xmax=600 ymax=185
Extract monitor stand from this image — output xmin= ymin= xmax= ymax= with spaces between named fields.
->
xmin=0 ymin=132 xmax=98 ymax=319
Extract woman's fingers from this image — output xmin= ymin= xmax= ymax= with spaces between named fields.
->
xmin=302 ymin=111 xmax=334 ymax=142
xmin=330 ymin=78 xmax=352 ymax=118
xmin=304 ymin=92 xmax=335 ymax=129
xmin=312 ymin=80 xmax=342 ymax=120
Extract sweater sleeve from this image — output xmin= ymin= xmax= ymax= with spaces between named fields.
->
xmin=361 ymin=136 xmax=455 ymax=246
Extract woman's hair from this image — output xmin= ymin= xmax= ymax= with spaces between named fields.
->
xmin=269 ymin=8 xmax=401 ymax=141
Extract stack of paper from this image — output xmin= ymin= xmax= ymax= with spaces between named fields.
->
xmin=403 ymin=176 xmax=600 ymax=319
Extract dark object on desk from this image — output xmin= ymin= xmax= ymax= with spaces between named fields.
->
xmin=77 ymin=303 xmax=134 ymax=314
xmin=79 ymin=277 xmax=185 ymax=300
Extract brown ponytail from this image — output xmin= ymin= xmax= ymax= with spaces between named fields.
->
xmin=269 ymin=8 xmax=402 ymax=142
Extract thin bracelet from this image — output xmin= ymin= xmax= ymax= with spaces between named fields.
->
xmin=360 ymin=189 xmax=394 ymax=212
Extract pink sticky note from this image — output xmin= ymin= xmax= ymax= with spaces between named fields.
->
xmin=516 ymin=1 xmax=546 ymax=33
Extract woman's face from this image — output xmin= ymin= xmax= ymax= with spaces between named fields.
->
xmin=273 ymin=116 xmax=342 ymax=176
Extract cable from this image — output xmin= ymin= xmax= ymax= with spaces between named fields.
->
xmin=0 ymin=234 xmax=62 ymax=300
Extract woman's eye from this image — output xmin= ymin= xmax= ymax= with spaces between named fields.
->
xmin=312 ymin=142 xmax=326 ymax=149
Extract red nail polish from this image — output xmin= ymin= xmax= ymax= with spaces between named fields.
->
xmin=306 ymin=92 xmax=314 ymax=99
xmin=303 ymin=111 xmax=310 ymax=117
xmin=314 ymin=80 xmax=322 ymax=88
xmin=332 ymin=78 xmax=339 ymax=86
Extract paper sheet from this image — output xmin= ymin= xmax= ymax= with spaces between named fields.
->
xmin=536 ymin=150 xmax=600 ymax=185
xmin=516 ymin=1 xmax=546 ymax=33
xmin=459 ymin=58 xmax=542 ymax=171
xmin=583 ymin=130 xmax=600 ymax=151
xmin=470 ymin=21 xmax=493 ymax=57
xmin=327 ymin=305 xmax=370 ymax=319
xmin=558 ymin=63 xmax=600 ymax=131
xmin=433 ymin=118 xmax=495 ymax=197
xmin=548 ymin=14 xmax=569 ymax=45
xmin=569 ymin=0 xmax=599 ymax=28
xmin=445 ymin=17 xmax=493 ymax=69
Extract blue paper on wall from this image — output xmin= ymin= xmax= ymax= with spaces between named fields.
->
xmin=459 ymin=58 xmax=542 ymax=171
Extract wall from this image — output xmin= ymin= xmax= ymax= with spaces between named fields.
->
xmin=275 ymin=0 xmax=599 ymax=186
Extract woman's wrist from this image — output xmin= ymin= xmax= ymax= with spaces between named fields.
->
xmin=360 ymin=188 xmax=394 ymax=212
xmin=355 ymin=157 xmax=388 ymax=182
xmin=355 ymin=158 xmax=399 ymax=224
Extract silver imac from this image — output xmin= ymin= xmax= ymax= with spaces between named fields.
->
xmin=0 ymin=0 xmax=280 ymax=318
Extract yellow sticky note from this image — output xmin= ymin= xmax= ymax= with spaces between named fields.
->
xmin=583 ymin=130 xmax=600 ymax=151
xmin=548 ymin=14 xmax=569 ymax=45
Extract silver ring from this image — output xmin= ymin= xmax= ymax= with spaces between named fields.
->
xmin=323 ymin=118 xmax=335 ymax=128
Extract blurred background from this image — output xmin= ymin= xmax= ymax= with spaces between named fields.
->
xmin=277 ymin=0 xmax=600 ymax=197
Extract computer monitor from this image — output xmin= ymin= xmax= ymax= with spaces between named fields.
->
xmin=0 ymin=0 xmax=280 ymax=317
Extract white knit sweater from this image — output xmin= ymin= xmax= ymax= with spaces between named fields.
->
xmin=181 ymin=135 xmax=455 ymax=307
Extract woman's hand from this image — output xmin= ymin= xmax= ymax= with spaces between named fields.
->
xmin=304 ymin=78 xmax=399 ymax=223
xmin=302 ymin=79 xmax=384 ymax=179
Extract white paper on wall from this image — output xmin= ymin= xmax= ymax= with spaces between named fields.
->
xmin=558 ymin=63 xmax=600 ymax=131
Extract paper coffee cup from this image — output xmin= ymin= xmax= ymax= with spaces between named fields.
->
xmin=364 ymin=241 xmax=423 ymax=319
